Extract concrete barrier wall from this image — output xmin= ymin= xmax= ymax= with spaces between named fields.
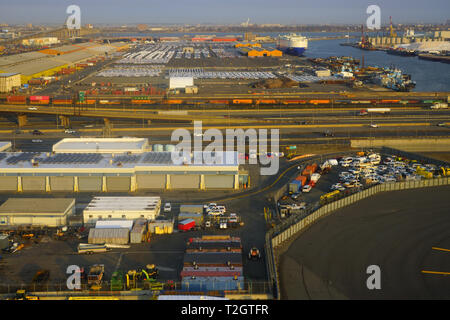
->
xmin=351 ymin=138 xmax=450 ymax=152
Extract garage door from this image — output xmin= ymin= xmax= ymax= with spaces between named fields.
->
xmin=22 ymin=176 xmax=45 ymax=192
xmin=106 ymin=177 xmax=131 ymax=192
xmin=0 ymin=176 xmax=18 ymax=191
xmin=11 ymin=216 xmax=33 ymax=225
xmin=136 ymin=174 xmax=166 ymax=189
xmin=170 ymin=174 xmax=200 ymax=189
xmin=50 ymin=176 xmax=74 ymax=192
xmin=78 ymin=177 xmax=102 ymax=192
xmin=204 ymin=175 xmax=235 ymax=189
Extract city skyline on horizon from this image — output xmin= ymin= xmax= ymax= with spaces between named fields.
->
xmin=0 ymin=0 xmax=449 ymax=25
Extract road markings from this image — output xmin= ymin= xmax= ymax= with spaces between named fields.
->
xmin=432 ymin=247 xmax=450 ymax=253
xmin=421 ymin=270 xmax=450 ymax=276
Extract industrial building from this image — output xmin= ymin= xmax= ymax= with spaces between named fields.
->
xmin=0 ymin=198 xmax=75 ymax=227
xmin=83 ymin=196 xmax=161 ymax=225
xmin=0 ymin=150 xmax=243 ymax=193
xmin=169 ymin=76 xmax=194 ymax=89
xmin=0 ymin=42 xmax=127 ymax=84
xmin=238 ymin=47 xmax=282 ymax=57
xmin=0 ymin=73 xmax=21 ymax=92
xmin=52 ymin=137 xmax=151 ymax=154
xmin=0 ymin=142 xmax=12 ymax=152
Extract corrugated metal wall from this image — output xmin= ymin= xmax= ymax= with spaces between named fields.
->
xmin=22 ymin=176 xmax=46 ymax=191
xmin=78 ymin=176 xmax=102 ymax=192
xmin=204 ymin=175 xmax=234 ymax=189
xmin=50 ymin=176 xmax=74 ymax=192
xmin=0 ymin=176 xmax=18 ymax=191
xmin=106 ymin=177 xmax=131 ymax=192
xmin=170 ymin=174 xmax=200 ymax=189
xmin=136 ymin=174 xmax=166 ymax=189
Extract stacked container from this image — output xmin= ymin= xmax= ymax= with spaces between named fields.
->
xmin=181 ymin=235 xmax=244 ymax=292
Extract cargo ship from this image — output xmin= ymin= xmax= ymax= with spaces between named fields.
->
xmin=276 ymin=33 xmax=308 ymax=56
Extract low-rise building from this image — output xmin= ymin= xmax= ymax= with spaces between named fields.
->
xmin=83 ymin=196 xmax=161 ymax=225
xmin=0 ymin=198 xmax=75 ymax=227
xmin=0 ymin=73 xmax=21 ymax=92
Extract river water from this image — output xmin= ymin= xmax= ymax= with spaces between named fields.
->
xmin=109 ymin=31 xmax=450 ymax=92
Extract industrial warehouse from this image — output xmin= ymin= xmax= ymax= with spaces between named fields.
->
xmin=0 ymin=42 xmax=128 ymax=84
xmin=0 ymin=198 xmax=75 ymax=227
xmin=0 ymin=138 xmax=244 ymax=193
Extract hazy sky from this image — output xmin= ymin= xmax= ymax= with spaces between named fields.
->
xmin=0 ymin=0 xmax=448 ymax=25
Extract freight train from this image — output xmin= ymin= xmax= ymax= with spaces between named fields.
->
xmin=0 ymin=95 xmax=443 ymax=107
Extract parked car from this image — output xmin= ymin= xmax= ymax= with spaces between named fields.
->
xmin=302 ymin=185 xmax=312 ymax=193
xmin=163 ymin=203 xmax=171 ymax=213
xmin=32 ymin=130 xmax=43 ymax=135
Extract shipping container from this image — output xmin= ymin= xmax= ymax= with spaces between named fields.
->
xmin=309 ymin=99 xmax=330 ymax=104
xmin=232 ymin=99 xmax=253 ymax=104
xmin=282 ymin=100 xmax=307 ymax=104
xmin=179 ymin=212 xmax=203 ymax=225
xmin=178 ymin=219 xmax=196 ymax=231
xmin=181 ymin=276 xmax=244 ymax=292
xmin=295 ymin=175 xmax=308 ymax=187
xmin=301 ymin=169 xmax=312 ymax=177
xmin=6 ymin=95 xmax=26 ymax=104
xmin=289 ymin=180 xmax=302 ymax=193
xmin=209 ymin=100 xmax=229 ymax=104
xmin=256 ymin=99 xmax=277 ymax=104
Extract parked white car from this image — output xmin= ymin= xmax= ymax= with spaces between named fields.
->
xmin=302 ymin=185 xmax=312 ymax=193
xmin=163 ymin=203 xmax=171 ymax=213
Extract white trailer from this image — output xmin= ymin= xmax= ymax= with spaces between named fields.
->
xmin=360 ymin=108 xmax=391 ymax=115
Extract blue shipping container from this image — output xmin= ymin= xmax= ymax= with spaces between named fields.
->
xmin=289 ymin=180 xmax=302 ymax=193
xmin=182 ymin=276 xmax=244 ymax=292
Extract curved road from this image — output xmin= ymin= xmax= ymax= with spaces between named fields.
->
xmin=279 ymin=185 xmax=450 ymax=299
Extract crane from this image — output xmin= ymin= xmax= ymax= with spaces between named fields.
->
xmin=389 ymin=16 xmax=397 ymax=37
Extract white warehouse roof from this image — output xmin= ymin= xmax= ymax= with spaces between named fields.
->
xmin=52 ymin=137 xmax=150 ymax=154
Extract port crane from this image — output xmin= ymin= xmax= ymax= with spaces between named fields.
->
xmin=389 ymin=16 xmax=397 ymax=37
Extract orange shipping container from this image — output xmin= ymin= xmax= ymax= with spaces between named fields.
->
xmin=166 ymin=100 xmax=183 ymax=104
xmin=302 ymin=169 xmax=312 ymax=177
xmin=256 ymin=99 xmax=277 ymax=104
xmin=233 ymin=99 xmax=253 ymax=104
xmin=309 ymin=100 xmax=330 ymax=104
xmin=295 ymin=175 xmax=307 ymax=187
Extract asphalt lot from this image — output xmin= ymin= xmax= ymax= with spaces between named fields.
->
xmin=279 ymin=185 xmax=450 ymax=299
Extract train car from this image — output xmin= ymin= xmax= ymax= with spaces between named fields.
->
xmin=29 ymin=96 xmax=50 ymax=105
xmin=309 ymin=99 xmax=330 ymax=104
xmin=76 ymin=99 xmax=96 ymax=105
xmin=256 ymin=99 xmax=277 ymax=104
xmin=282 ymin=100 xmax=307 ymax=104
xmin=53 ymin=96 xmax=73 ymax=106
xmin=209 ymin=100 xmax=229 ymax=104
xmin=408 ymin=100 xmax=420 ymax=104
xmin=166 ymin=99 xmax=183 ymax=105
xmin=381 ymin=100 xmax=400 ymax=104
xmin=131 ymin=99 xmax=155 ymax=105
xmin=6 ymin=95 xmax=27 ymax=104
xmin=232 ymin=99 xmax=253 ymax=105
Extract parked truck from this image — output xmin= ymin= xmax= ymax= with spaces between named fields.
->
xmin=87 ymin=264 xmax=105 ymax=286
xmin=430 ymin=102 xmax=448 ymax=109
xmin=359 ymin=108 xmax=391 ymax=115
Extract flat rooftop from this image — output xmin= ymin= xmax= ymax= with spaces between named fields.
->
xmin=0 ymin=151 xmax=239 ymax=172
xmin=0 ymin=198 xmax=75 ymax=215
xmin=85 ymin=196 xmax=161 ymax=212
xmin=0 ymin=142 xmax=11 ymax=152
xmin=52 ymin=137 xmax=150 ymax=154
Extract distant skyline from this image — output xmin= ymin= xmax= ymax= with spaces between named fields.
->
xmin=0 ymin=0 xmax=449 ymax=25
